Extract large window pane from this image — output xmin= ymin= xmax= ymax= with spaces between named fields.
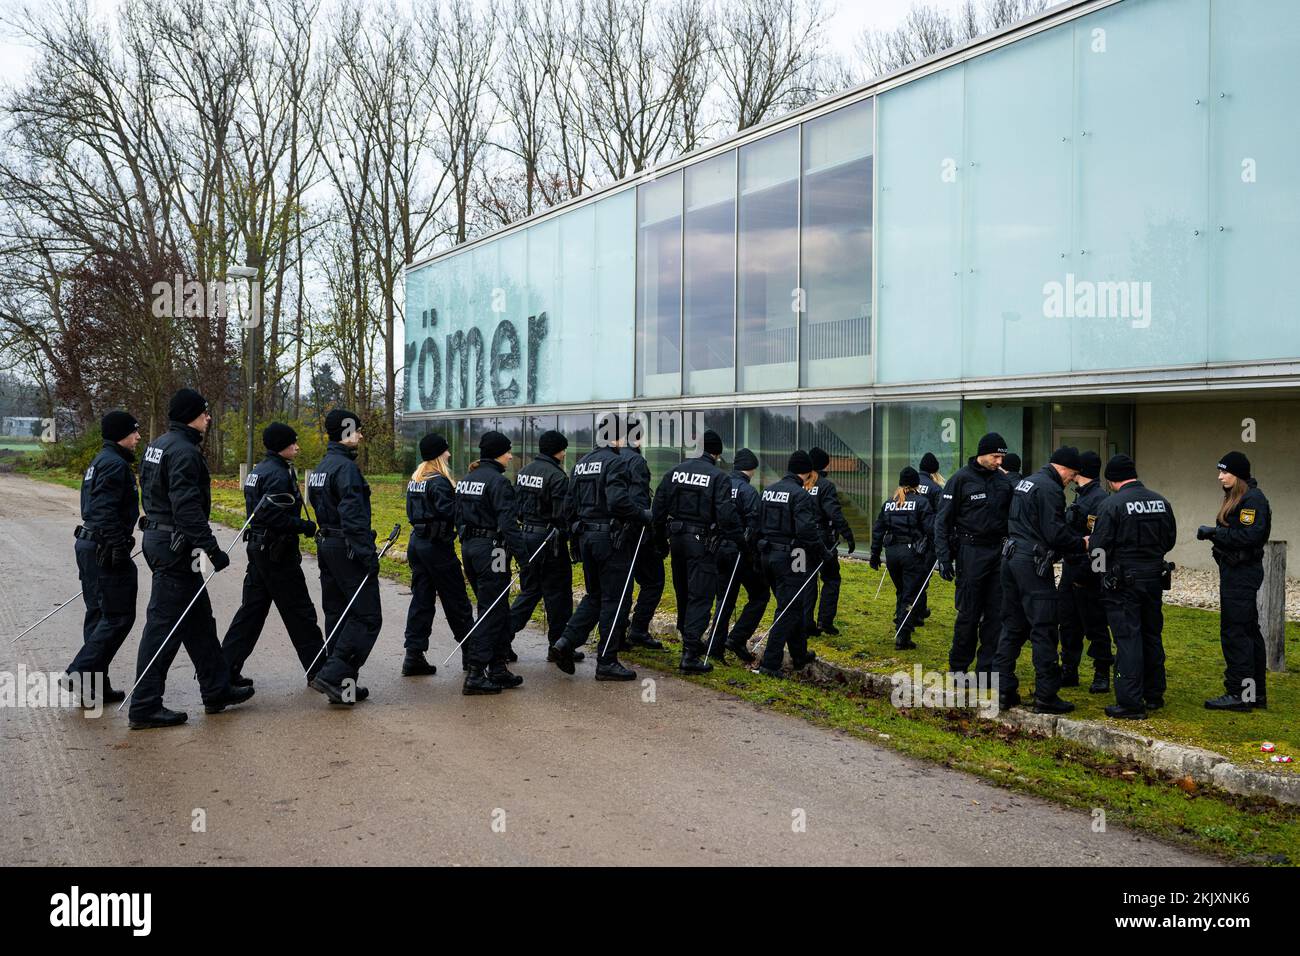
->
xmin=469 ymin=415 xmax=525 ymax=481
xmin=800 ymin=100 xmax=873 ymax=388
xmin=636 ymin=172 xmax=683 ymax=397
xmin=737 ymin=405 xmax=797 ymax=491
xmin=738 ymin=129 xmax=799 ymax=392
xmin=1209 ymin=0 xmax=1300 ymax=362
xmin=684 ymin=152 xmax=736 ymax=395
xmin=559 ymin=413 xmax=594 ymax=453
xmin=523 ymin=414 xmax=558 ymax=458
xmin=799 ymin=403 xmax=871 ymax=552
xmin=594 ymin=191 xmax=636 ymax=401
xmin=873 ymin=401 xmax=962 ymax=520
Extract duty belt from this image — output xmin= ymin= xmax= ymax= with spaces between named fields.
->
xmin=668 ymin=520 xmax=710 ymax=536
xmin=765 ymin=538 xmax=796 ymax=552
xmin=316 ymin=526 xmax=346 ymax=537
xmin=959 ymin=532 xmax=1002 ymax=546
xmin=519 ymin=522 xmax=551 ymax=534
xmin=140 ymin=518 xmax=176 ymax=534
xmin=462 ymin=527 xmax=497 ymax=539
xmin=581 ymin=521 xmax=613 ymax=532
xmin=74 ymin=525 xmax=99 ymax=542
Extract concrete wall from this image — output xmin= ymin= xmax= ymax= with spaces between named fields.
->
xmin=1137 ymin=399 xmax=1297 ymax=572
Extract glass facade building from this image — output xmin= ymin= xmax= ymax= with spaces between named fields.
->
xmin=402 ymin=0 xmax=1300 ymax=559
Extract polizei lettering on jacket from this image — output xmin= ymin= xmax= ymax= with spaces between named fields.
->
xmin=574 ymin=462 xmax=603 ymax=476
xmin=762 ymin=490 xmax=790 ymax=503
xmin=1125 ymin=500 xmax=1167 ymax=514
xmin=884 ymin=500 xmax=916 ymax=511
xmin=408 ymin=480 xmax=427 ymax=493
xmin=672 ymin=471 xmax=712 ymax=488
xmin=1015 ymin=480 xmax=1035 ymax=493
xmin=456 ymin=480 xmax=486 ymax=496
xmin=517 ymin=474 xmax=544 ymax=489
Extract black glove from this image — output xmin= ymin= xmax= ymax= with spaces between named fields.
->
xmin=207 ymin=548 xmax=231 ymax=573
xmin=298 ymin=519 xmax=317 ymax=538
xmin=1196 ymin=525 xmax=1217 ymax=542
xmin=938 ymin=559 xmax=955 ymax=582
xmin=641 ymin=508 xmax=654 ymax=527
xmin=843 ymin=533 xmax=856 ymax=554
xmin=869 ymin=554 xmax=881 ymax=571
xmin=569 ymin=536 xmax=583 ymax=564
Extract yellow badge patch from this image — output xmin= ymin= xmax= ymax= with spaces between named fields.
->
xmin=1087 ymin=514 xmax=1096 ymax=532
xmin=1239 ymin=509 xmax=1256 ymax=526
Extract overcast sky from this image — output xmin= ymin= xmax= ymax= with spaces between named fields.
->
xmin=0 ymin=0 xmax=973 ymax=91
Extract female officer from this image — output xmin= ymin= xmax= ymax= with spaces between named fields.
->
xmin=1198 ymin=451 xmax=1272 ymax=711
xmin=869 ymin=467 xmax=934 ymax=650
xmin=402 ymin=434 xmax=475 ymax=677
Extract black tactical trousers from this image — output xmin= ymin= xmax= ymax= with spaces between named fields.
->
xmin=948 ymin=541 xmax=1003 ymax=675
xmin=994 ymin=556 xmax=1061 ymax=702
xmin=315 ymin=538 xmax=382 ymax=685
xmin=221 ymin=546 xmax=323 ymax=680
xmin=670 ymin=533 xmax=720 ymax=655
xmin=714 ymin=545 xmax=769 ymax=651
xmin=509 ymin=530 xmax=572 ymax=645
xmin=1219 ymin=561 xmax=1267 ymax=702
xmin=627 ymin=536 xmax=665 ymax=639
xmin=1058 ymin=561 xmax=1113 ymax=673
xmin=67 ymin=539 xmax=136 ymax=681
xmin=129 ymin=535 xmax=229 ymax=720
xmin=761 ymin=550 xmax=810 ymax=671
xmin=561 ymin=530 xmax=633 ymax=664
xmin=803 ymin=539 xmax=841 ymax=631
xmin=915 ymin=537 xmax=934 ymax=621
xmin=1101 ymin=576 xmax=1166 ymax=709
xmin=462 ymin=537 xmax=513 ymax=669
xmin=886 ymin=543 xmax=927 ymax=644
xmin=405 ymin=533 xmax=475 ymax=655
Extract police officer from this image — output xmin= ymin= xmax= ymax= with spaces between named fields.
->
xmin=993 ymin=446 xmax=1087 ymax=712
xmin=1057 ymin=450 xmax=1114 ymax=693
xmin=1199 ymin=451 xmax=1272 ymax=711
xmin=935 ymin=433 xmax=1012 ymax=680
xmin=509 ymin=429 xmax=574 ymax=659
xmin=456 ymin=431 xmax=527 ymax=693
xmin=220 ymin=422 xmax=324 ymax=687
xmin=913 ymin=452 xmax=945 ymax=626
xmin=755 ymin=451 xmax=823 ymax=678
xmin=713 ymin=448 xmax=768 ymax=664
xmin=551 ymin=414 xmax=643 ymax=681
xmin=652 ymin=430 xmax=743 ymax=673
xmin=1002 ymin=453 xmax=1023 ymax=485
xmin=622 ymin=425 xmax=665 ymax=651
xmin=130 ymin=389 xmax=253 ymax=729
xmin=803 ymin=447 xmax=855 ymax=636
xmin=308 ymin=409 xmax=381 ymax=706
xmin=1089 ymin=455 xmax=1177 ymax=719
xmin=403 ymin=433 xmax=476 ymax=675
xmin=870 ymin=467 xmax=934 ymax=650
xmin=64 ymin=410 xmax=141 ymax=705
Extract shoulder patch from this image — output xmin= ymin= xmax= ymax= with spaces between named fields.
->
xmin=1239 ymin=508 xmax=1256 ymax=526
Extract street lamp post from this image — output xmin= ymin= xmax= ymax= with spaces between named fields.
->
xmin=228 ymin=265 xmax=260 ymax=484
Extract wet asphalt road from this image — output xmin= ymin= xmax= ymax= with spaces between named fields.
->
xmin=0 ymin=474 xmax=1210 ymax=866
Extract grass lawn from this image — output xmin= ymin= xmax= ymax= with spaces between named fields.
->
xmin=25 ymin=467 xmax=1300 ymax=863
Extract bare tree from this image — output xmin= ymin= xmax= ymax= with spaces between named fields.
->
xmin=858 ymin=0 xmax=1051 ymax=77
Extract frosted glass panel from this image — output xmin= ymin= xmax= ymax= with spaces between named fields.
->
xmin=962 ymin=26 xmax=1072 ymax=377
xmin=684 ymin=151 xmax=736 ymax=395
xmin=1209 ymin=0 xmax=1300 ymax=362
xmin=875 ymin=66 xmax=965 ymax=384
xmin=1071 ymin=0 xmax=1210 ymax=371
xmin=594 ymin=190 xmax=635 ymax=402
xmin=636 ymin=171 xmax=683 ymax=397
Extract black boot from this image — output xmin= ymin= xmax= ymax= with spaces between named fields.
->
xmin=547 ymin=644 xmax=585 ymax=663
xmin=791 ymin=649 xmax=817 ymax=670
xmin=506 ymin=646 xmax=519 ymax=663
xmin=725 ymin=638 xmax=755 ymax=664
xmin=463 ymin=666 xmax=502 ymax=695
xmin=231 ymin=674 xmax=255 ymax=688
xmin=1033 ymin=696 xmax=1075 ymax=715
xmin=820 ymin=623 xmax=840 ymax=636
xmin=623 ymin=630 xmax=664 ymax=651
xmin=895 ymin=638 xmax=918 ymax=650
xmin=1105 ymin=703 xmax=1147 ymax=720
xmin=100 ymin=679 xmax=127 ymax=704
xmin=309 ymin=675 xmax=352 ymax=706
xmin=1088 ymin=667 xmax=1110 ymax=694
xmin=128 ymin=707 xmax=188 ymax=730
xmin=401 ymin=651 xmax=437 ymax=676
xmin=487 ymin=665 xmax=523 ymax=689
xmin=204 ymin=684 xmax=256 ymax=714
xmin=1204 ymin=693 xmax=1250 ymax=712
xmin=550 ymin=637 xmax=577 ymax=675
xmin=595 ymin=660 xmax=637 ymax=681
xmin=757 ymin=666 xmax=783 ymax=678
xmin=1060 ymin=665 xmax=1080 ymax=688
xmin=679 ymin=644 xmax=713 ymax=674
